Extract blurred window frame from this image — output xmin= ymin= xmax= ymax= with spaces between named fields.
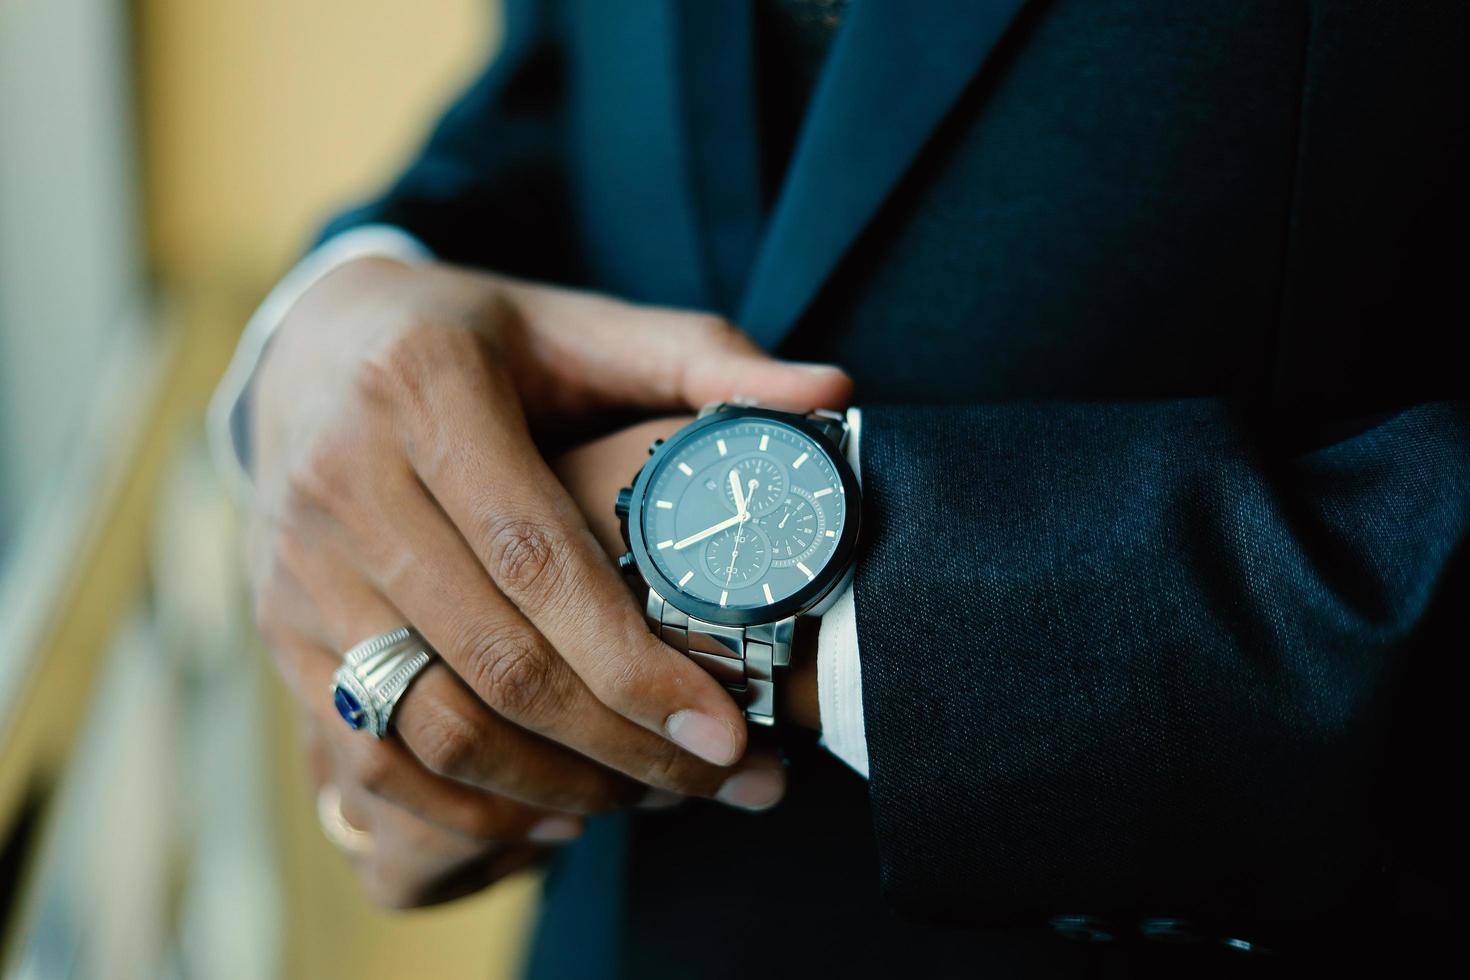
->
xmin=0 ymin=0 xmax=162 ymax=772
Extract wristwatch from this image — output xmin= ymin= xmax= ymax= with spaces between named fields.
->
xmin=614 ymin=404 xmax=861 ymax=725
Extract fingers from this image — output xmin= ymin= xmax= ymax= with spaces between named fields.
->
xmin=294 ymin=635 xmax=622 ymax=837
xmin=395 ymin=368 xmax=759 ymax=770
xmin=328 ymin=761 xmax=542 ymax=910
xmin=338 ymin=467 xmax=782 ymax=802
xmin=249 ymin=269 xmax=810 ymax=819
xmin=497 ymin=278 xmax=854 ymax=412
xmin=678 ymin=342 xmax=854 ymax=413
xmin=258 ymin=540 xmax=649 ymax=819
xmin=257 ymin=466 xmax=784 ymax=809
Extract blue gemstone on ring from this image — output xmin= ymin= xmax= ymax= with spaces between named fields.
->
xmin=333 ymin=686 xmax=366 ymax=730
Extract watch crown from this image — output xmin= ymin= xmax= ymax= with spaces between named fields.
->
xmin=648 ymin=438 xmax=664 ymax=456
xmin=616 ymin=551 xmax=638 ymax=574
xmin=614 ymin=487 xmax=633 ymax=518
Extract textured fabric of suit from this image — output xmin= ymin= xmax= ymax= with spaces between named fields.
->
xmin=321 ymin=0 xmax=1469 ymax=970
xmin=857 ymin=401 xmax=1468 ymax=944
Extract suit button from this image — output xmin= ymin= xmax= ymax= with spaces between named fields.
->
xmin=1139 ymin=917 xmax=1199 ymax=943
xmin=615 ymin=487 xmax=632 ymax=518
xmin=1049 ymin=915 xmax=1115 ymax=943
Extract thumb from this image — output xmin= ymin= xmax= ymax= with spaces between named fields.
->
xmin=597 ymin=306 xmax=855 ymax=411
xmin=679 ymin=347 xmax=854 ymax=412
xmin=505 ymin=281 xmax=853 ymax=412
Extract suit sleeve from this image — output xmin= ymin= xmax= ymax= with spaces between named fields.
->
xmin=853 ymin=399 xmax=1470 ymax=939
xmin=319 ymin=0 xmax=581 ymax=280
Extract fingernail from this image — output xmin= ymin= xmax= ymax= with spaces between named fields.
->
xmin=715 ymin=768 xmax=786 ymax=812
xmin=528 ymin=816 xmax=583 ymax=844
xmin=789 ymin=361 xmax=845 ymax=374
xmin=636 ymin=788 xmax=685 ymax=810
xmin=665 ymin=709 xmax=741 ymax=766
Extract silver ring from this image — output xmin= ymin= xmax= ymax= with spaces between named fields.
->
xmin=330 ymin=626 xmax=435 ymax=738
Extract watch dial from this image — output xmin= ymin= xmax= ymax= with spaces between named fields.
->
xmin=641 ymin=418 xmax=848 ymax=611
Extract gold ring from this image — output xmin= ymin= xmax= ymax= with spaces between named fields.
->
xmin=316 ymin=783 xmax=373 ymax=855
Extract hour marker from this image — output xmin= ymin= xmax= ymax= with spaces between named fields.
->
xmin=792 ymin=451 xmax=809 ymax=469
xmin=719 ymin=590 xmax=729 ymax=607
xmin=678 ymin=462 xmax=694 ymax=476
xmin=717 ymin=439 xmax=727 ymax=456
xmin=759 ymin=434 xmax=769 ymax=451
xmin=813 ymin=487 xmax=834 ymax=498
xmin=657 ymin=539 xmax=674 ymax=549
xmin=762 ymin=582 xmax=774 ymax=604
xmin=678 ymin=570 xmax=694 ymax=587
xmin=655 ymin=500 xmax=673 ymax=509
xmin=825 ymin=529 xmax=836 ymax=537
xmin=796 ymin=562 xmax=815 ymax=581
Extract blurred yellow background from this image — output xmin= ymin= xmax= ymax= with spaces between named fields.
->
xmin=0 ymin=1 xmax=542 ymax=976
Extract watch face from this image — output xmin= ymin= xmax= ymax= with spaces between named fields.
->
xmin=635 ymin=413 xmax=854 ymax=621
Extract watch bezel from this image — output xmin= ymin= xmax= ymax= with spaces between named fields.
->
xmin=626 ymin=408 xmax=861 ymax=628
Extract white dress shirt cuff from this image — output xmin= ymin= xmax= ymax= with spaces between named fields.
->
xmin=206 ymin=224 xmax=432 ymax=502
xmin=815 ymin=407 xmax=869 ymax=778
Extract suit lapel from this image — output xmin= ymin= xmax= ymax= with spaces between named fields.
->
xmin=738 ymin=0 xmax=1035 ymax=350
xmin=674 ymin=1 xmax=766 ymax=315
xmin=571 ymin=0 xmax=708 ymax=308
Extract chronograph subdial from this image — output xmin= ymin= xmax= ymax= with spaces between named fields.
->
xmin=722 ymin=454 xmax=787 ymax=516
xmin=700 ymin=522 xmax=771 ymax=589
xmin=758 ymin=486 xmax=826 ymax=566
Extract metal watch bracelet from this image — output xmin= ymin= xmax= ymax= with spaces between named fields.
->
xmin=647 ymin=405 xmax=849 ymax=725
xmin=646 ymin=590 xmax=794 ymax=725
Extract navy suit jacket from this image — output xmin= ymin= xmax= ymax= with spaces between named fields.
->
xmin=326 ymin=0 xmax=1468 ymax=972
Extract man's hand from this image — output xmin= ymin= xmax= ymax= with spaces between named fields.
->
xmin=248 ymin=256 xmax=850 ymax=903
xmin=302 ymin=715 xmax=545 ymax=910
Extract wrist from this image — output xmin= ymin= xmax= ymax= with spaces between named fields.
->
xmin=551 ymin=416 xmax=693 ymax=559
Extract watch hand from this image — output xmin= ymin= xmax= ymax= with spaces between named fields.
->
xmin=724 ymin=479 xmax=758 ymax=585
xmin=724 ymin=525 xmax=740 ymax=585
xmin=725 ymin=511 xmax=752 ymax=584
xmin=673 ymin=512 xmax=744 ymax=550
xmin=674 ymin=477 xmax=758 ymax=550
xmin=729 ymin=469 xmax=747 ymax=517
xmin=778 ymin=508 xmax=792 ymax=529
